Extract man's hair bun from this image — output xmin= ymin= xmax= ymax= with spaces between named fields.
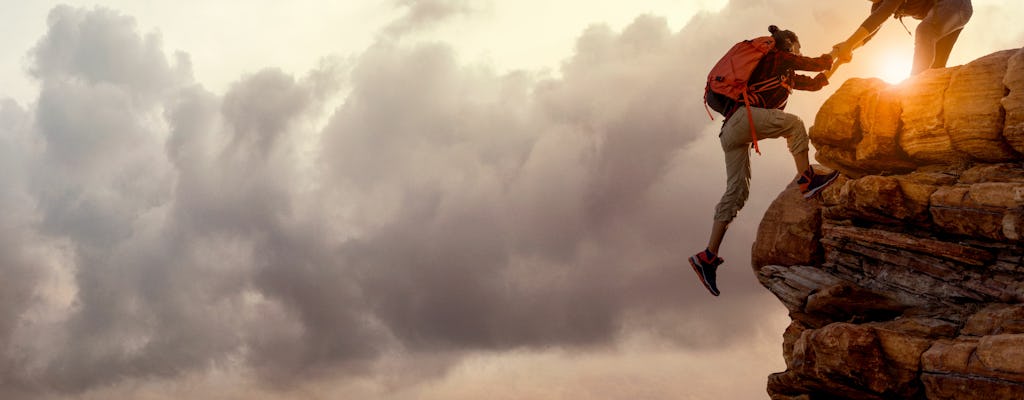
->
xmin=768 ymin=25 xmax=780 ymax=34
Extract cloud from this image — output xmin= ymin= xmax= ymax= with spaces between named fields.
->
xmin=384 ymin=0 xmax=475 ymax=37
xmin=2 ymin=2 xmax=815 ymax=397
xmin=3 ymin=1 xmax=1022 ymax=398
xmin=30 ymin=5 xmax=184 ymax=99
xmin=318 ymin=11 xmax=755 ymax=358
xmin=0 ymin=100 xmax=52 ymax=399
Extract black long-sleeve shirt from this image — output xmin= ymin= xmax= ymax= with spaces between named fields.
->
xmin=744 ymin=50 xmax=833 ymax=111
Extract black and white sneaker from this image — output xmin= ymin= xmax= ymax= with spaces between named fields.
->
xmin=689 ymin=249 xmax=723 ymax=296
xmin=798 ymin=168 xmax=840 ymax=199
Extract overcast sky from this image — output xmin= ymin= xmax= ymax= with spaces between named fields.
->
xmin=1 ymin=1 xmax=1021 ymax=399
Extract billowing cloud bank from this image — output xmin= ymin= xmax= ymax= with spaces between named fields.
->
xmin=2 ymin=1 xmax=1018 ymax=398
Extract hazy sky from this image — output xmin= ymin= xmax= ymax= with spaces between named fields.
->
xmin=0 ymin=1 xmax=1021 ymax=399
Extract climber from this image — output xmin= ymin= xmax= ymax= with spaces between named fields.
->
xmin=690 ymin=26 xmax=840 ymax=297
xmin=832 ymin=0 xmax=973 ymax=76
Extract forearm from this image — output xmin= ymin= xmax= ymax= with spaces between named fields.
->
xmin=844 ymin=27 xmax=873 ymax=52
xmin=782 ymin=52 xmax=833 ymax=72
xmin=859 ymin=0 xmax=902 ymax=36
xmin=793 ymin=73 xmax=829 ymax=91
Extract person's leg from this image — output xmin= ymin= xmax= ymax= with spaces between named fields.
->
xmin=694 ymin=107 xmax=754 ymax=261
xmin=707 ymin=220 xmax=729 ymax=255
xmin=744 ymin=107 xmax=837 ymax=196
xmin=912 ymin=0 xmax=973 ymax=74
xmin=913 ymin=22 xmax=940 ymax=74
xmin=706 ymin=138 xmax=749 ymax=254
xmin=691 ymin=114 xmax=751 ymax=296
xmin=742 ymin=107 xmax=811 ymax=180
xmin=787 ymin=122 xmax=811 ymax=182
xmin=794 ymin=151 xmax=810 ymax=177
xmin=694 ymin=107 xmax=804 ymax=296
xmin=711 ymin=108 xmax=755 ymax=243
xmin=931 ymin=28 xmax=963 ymax=69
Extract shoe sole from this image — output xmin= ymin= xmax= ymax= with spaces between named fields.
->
xmin=689 ymin=256 xmax=721 ymax=297
xmin=802 ymin=172 xmax=840 ymax=199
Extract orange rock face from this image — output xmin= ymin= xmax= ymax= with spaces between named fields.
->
xmin=900 ymin=67 xmax=959 ymax=164
xmin=945 ymin=50 xmax=1018 ymax=161
xmin=812 ymin=48 xmax=1024 ymax=177
xmin=755 ymin=47 xmax=1024 ymax=400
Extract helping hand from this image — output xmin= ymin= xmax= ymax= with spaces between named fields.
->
xmin=831 ymin=42 xmax=854 ymax=64
xmin=824 ymin=45 xmax=849 ymax=80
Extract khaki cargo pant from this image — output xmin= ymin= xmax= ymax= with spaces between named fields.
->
xmin=713 ymin=107 xmax=809 ymax=222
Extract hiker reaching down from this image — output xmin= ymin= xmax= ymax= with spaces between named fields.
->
xmin=691 ymin=25 xmax=840 ymax=297
xmin=833 ymin=0 xmax=973 ymax=76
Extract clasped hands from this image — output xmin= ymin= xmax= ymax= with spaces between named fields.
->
xmin=823 ymin=41 xmax=855 ymax=78
xmin=831 ymin=41 xmax=855 ymax=64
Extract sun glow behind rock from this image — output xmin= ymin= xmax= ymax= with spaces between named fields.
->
xmin=875 ymin=50 xmax=913 ymax=84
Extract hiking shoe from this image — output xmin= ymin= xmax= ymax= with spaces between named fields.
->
xmin=689 ymin=249 xmax=723 ymax=296
xmin=798 ymin=168 xmax=840 ymax=199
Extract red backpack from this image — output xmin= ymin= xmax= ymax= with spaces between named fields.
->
xmin=704 ymin=36 xmax=775 ymax=154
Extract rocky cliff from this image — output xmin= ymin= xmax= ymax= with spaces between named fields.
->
xmin=753 ymin=47 xmax=1024 ymax=399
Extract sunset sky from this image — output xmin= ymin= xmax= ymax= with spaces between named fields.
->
xmin=1 ymin=1 xmax=1022 ymax=399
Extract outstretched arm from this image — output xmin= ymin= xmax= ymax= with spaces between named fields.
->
xmin=776 ymin=51 xmax=833 ymax=73
xmin=834 ymin=0 xmax=904 ymax=62
xmin=792 ymin=73 xmax=829 ymax=92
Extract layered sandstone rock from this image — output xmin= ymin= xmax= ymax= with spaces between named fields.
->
xmin=755 ymin=47 xmax=1024 ymax=400
xmin=811 ymin=49 xmax=1024 ymax=177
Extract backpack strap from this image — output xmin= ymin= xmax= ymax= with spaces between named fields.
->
xmin=703 ymin=91 xmax=716 ymax=121
xmin=897 ymin=15 xmax=913 ymax=36
xmin=739 ymin=75 xmax=793 ymax=156
xmin=740 ymin=88 xmax=761 ymax=155
xmin=748 ymin=76 xmax=789 ymax=96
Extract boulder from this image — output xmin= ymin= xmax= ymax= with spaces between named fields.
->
xmin=945 ymin=50 xmax=1019 ymax=161
xmin=899 ymin=67 xmax=960 ymax=163
xmin=811 ymin=46 xmax=1024 ymax=175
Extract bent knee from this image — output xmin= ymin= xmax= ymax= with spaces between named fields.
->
xmin=715 ymin=187 xmax=750 ymax=222
xmin=788 ymin=129 xmax=809 ymax=154
xmin=783 ymin=113 xmax=805 ymax=130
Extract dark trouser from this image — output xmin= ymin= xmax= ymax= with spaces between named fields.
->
xmin=913 ymin=0 xmax=973 ymax=75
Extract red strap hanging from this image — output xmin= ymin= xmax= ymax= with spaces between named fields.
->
xmin=742 ymin=89 xmax=760 ymax=155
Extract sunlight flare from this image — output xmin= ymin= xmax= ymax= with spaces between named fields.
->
xmin=875 ymin=50 xmax=913 ymax=84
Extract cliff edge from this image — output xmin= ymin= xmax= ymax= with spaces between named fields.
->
xmin=753 ymin=47 xmax=1024 ymax=400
